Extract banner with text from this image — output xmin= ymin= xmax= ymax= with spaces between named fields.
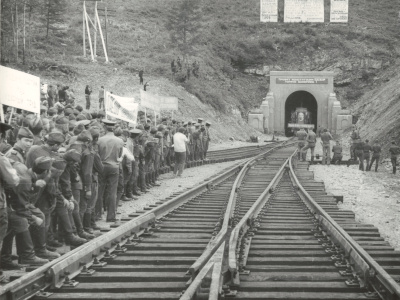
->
xmin=140 ymin=90 xmax=179 ymax=112
xmin=0 ymin=66 xmax=41 ymax=114
xmin=330 ymin=0 xmax=348 ymax=23
xmin=105 ymin=92 xmax=139 ymax=124
xmin=284 ymin=0 xmax=324 ymax=23
xmin=260 ymin=0 xmax=278 ymax=22
xmin=276 ymin=78 xmax=328 ymax=84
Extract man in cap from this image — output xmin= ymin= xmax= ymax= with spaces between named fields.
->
xmin=301 ymin=128 xmax=317 ymax=162
xmin=320 ymin=129 xmax=333 ymax=165
xmin=126 ymin=129 xmax=143 ymax=198
xmin=5 ymin=127 xmax=34 ymax=164
xmin=58 ymin=150 xmax=88 ymax=246
xmin=295 ymin=128 xmax=307 ymax=160
xmin=69 ymin=130 xmax=95 ymax=238
xmin=192 ymin=123 xmax=203 ymax=161
xmin=202 ymin=122 xmax=211 ymax=159
xmin=197 ymin=118 xmax=203 ymax=126
xmin=97 ymin=120 xmax=124 ymax=222
xmin=0 ymin=123 xmax=21 ymax=278
xmin=28 ymin=116 xmax=44 ymax=146
xmin=2 ymin=156 xmax=60 ymax=266
xmin=99 ymin=86 xmax=105 ymax=110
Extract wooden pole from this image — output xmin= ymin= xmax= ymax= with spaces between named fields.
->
xmin=105 ymin=6 xmax=108 ymax=55
xmin=0 ymin=105 xmax=5 ymax=123
xmin=9 ymin=108 xmax=14 ymax=125
xmin=84 ymin=3 xmax=94 ymax=61
xmin=93 ymin=1 xmax=97 ymax=58
xmin=16 ymin=2 xmax=18 ymax=63
xmin=83 ymin=1 xmax=86 ymax=57
xmin=23 ymin=1 xmax=26 ymax=64
xmin=95 ymin=3 xmax=109 ymax=62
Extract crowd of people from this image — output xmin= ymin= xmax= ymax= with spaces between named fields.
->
xmin=0 ymin=88 xmax=213 ymax=281
xmin=296 ymin=125 xmax=400 ymax=174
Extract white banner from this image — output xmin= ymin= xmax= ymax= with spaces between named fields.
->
xmin=0 ymin=66 xmax=41 ymax=114
xmin=330 ymin=0 xmax=348 ymax=22
xmin=260 ymin=0 xmax=278 ymax=22
xmin=105 ymin=91 xmax=139 ymax=124
xmin=284 ymin=0 xmax=324 ymax=23
xmin=140 ymin=90 xmax=179 ymax=112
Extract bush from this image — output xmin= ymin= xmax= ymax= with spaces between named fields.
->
xmin=259 ymin=38 xmax=275 ymax=50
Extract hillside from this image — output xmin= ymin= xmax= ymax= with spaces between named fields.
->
xmin=1 ymin=0 xmax=399 ymax=140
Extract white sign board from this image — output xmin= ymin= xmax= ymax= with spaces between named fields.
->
xmin=140 ymin=90 xmax=179 ymax=112
xmin=105 ymin=92 xmax=139 ymax=124
xmin=260 ymin=0 xmax=278 ymax=22
xmin=330 ymin=0 xmax=348 ymax=22
xmin=0 ymin=66 xmax=40 ymax=114
xmin=284 ymin=0 xmax=324 ymax=23
xmin=288 ymin=123 xmax=315 ymax=129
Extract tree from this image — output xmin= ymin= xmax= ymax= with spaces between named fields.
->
xmin=43 ymin=0 xmax=67 ymax=39
xmin=166 ymin=0 xmax=203 ymax=58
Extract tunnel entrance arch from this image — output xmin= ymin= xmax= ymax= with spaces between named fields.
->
xmin=284 ymin=91 xmax=318 ymax=136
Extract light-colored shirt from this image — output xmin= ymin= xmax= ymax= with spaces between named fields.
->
xmin=98 ymin=132 xmax=124 ymax=166
xmin=173 ymin=132 xmax=188 ymax=153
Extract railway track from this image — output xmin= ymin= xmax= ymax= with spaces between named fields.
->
xmin=0 ymin=140 xmax=292 ymax=300
xmin=2 ymin=141 xmax=399 ymax=300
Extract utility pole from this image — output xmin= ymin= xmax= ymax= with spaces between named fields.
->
xmin=83 ymin=1 xmax=86 ymax=57
xmin=94 ymin=0 xmax=97 ymax=58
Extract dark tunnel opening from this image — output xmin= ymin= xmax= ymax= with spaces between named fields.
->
xmin=285 ymin=91 xmax=318 ymax=137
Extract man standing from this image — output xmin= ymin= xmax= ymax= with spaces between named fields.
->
xmin=350 ymin=125 xmax=361 ymax=160
xmin=173 ymin=127 xmax=189 ymax=177
xmin=203 ymin=122 xmax=211 ymax=159
xmin=5 ymin=127 xmax=34 ymax=163
xmin=139 ymin=69 xmax=144 ymax=85
xmin=126 ymin=129 xmax=142 ymax=198
xmin=98 ymin=86 xmax=105 ymax=110
xmin=389 ymin=141 xmax=400 ymax=174
xmin=331 ymin=140 xmax=343 ymax=165
xmin=368 ymin=140 xmax=381 ymax=172
xmin=301 ymin=128 xmax=316 ymax=162
xmin=295 ymin=128 xmax=307 ymax=160
xmin=354 ymin=139 xmax=365 ymax=171
xmin=85 ymin=85 xmax=92 ymax=110
xmin=97 ymin=120 xmax=124 ymax=222
xmin=320 ymin=129 xmax=333 ymax=165
xmin=363 ymin=140 xmax=372 ymax=171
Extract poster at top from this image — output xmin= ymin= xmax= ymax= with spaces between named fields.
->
xmin=0 ymin=66 xmax=41 ymax=114
xmin=284 ymin=0 xmax=324 ymax=23
xmin=105 ymin=91 xmax=139 ymax=124
xmin=330 ymin=0 xmax=348 ymax=23
xmin=260 ymin=0 xmax=278 ymax=22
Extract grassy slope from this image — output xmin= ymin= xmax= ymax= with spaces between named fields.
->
xmin=2 ymin=0 xmax=399 ymax=140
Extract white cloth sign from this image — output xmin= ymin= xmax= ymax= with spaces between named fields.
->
xmin=0 ymin=66 xmax=41 ymax=114
xmin=284 ymin=0 xmax=324 ymax=23
xmin=105 ymin=91 xmax=139 ymax=124
xmin=140 ymin=90 xmax=179 ymax=112
xmin=330 ymin=0 xmax=348 ymax=22
xmin=260 ymin=0 xmax=278 ymax=22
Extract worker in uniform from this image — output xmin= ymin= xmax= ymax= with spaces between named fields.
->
xmin=0 ymin=123 xmax=21 ymax=277
xmin=202 ymin=122 xmax=211 ymax=159
xmin=163 ymin=129 xmax=171 ymax=167
xmin=320 ymin=129 xmax=333 ymax=165
xmin=389 ymin=141 xmax=400 ymax=174
xmin=301 ymin=128 xmax=316 ymax=162
xmin=154 ymin=126 xmax=164 ymax=183
xmin=350 ymin=125 xmax=361 ymax=160
xmin=97 ymin=120 xmax=124 ymax=222
xmin=192 ymin=124 xmax=203 ymax=161
xmin=144 ymin=134 xmax=157 ymax=187
xmin=137 ymin=125 xmax=149 ymax=193
xmin=186 ymin=122 xmax=193 ymax=162
xmin=3 ymin=156 xmax=60 ymax=269
xmin=353 ymin=139 xmax=365 ymax=171
xmin=5 ymin=127 xmax=34 ymax=164
xmin=368 ymin=140 xmax=381 ymax=172
xmin=295 ymin=128 xmax=307 ymax=160
xmin=331 ymin=140 xmax=343 ymax=165
xmin=363 ymin=140 xmax=372 ymax=171
xmin=126 ymin=129 xmax=143 ymax=198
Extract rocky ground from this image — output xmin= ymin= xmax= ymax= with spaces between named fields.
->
xmin=308 ymin=138 xmax=400 ymax=251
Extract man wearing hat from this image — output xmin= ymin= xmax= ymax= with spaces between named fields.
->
xmin=5 ymin=127 xmax=34 ymax=164
xmin=197 ymin=118 xmax=203 ymax=126
xmin=126 ymin=128 xmax=143 ymax=198
xmin=0 ymin=123 xmax=21 ymax=277
xmin=2 ymin=156 xmax=60 ymax=267
xmin=203 ymin=122 xmax=211 ymax=159
xmin=97 ymin=120 xmax=124 ymax=222
xmin=192 ymin=124 xmax=203 ymax=161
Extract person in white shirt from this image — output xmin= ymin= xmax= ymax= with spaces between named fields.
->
xmin=172 ymin=127 xmax=189 ymax=177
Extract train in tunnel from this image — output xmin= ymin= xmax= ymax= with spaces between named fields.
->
xmin=286 ymin=107 xmax=315 ymax=135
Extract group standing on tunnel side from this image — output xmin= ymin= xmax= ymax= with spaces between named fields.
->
xmin=296 ymin=125 xmax=400 ymax=174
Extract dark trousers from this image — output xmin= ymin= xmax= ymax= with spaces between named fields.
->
xmin=391 ymin=157 xmax=397 ymax=174
xmin=0 ymin=208 xmax=8 ymax=252
xmin=363 ymin=154 xmax=370 ymax=170
xmin=71 ymin=189 xmax=83 ymax=233
xmin=127 ymin=160 xmax=139 ymax=195
xmin=85 ymin=94 xmax=91 ymax=110
xmin=174 ymin=151 xmax=186 ymax=176
xmin=355 ymin=150 xmax=364 ymax=171
xmin=331 ymin=154 xmax=342 ymax=165
xmin=139 ymin=76 xmax=143 ymax=85
xmin=98 ymin=164 xmax=119 ymax=221
xmin=369 ymin=156 xmax=380 ymax=172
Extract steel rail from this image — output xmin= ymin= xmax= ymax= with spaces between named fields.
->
xmin=181 ymin=141 xmax=297 ymax=300
xmin=0 ymin=140 xmax=290 ymax=300
xmin=289 ymin=156 xmax=400 ymax=299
